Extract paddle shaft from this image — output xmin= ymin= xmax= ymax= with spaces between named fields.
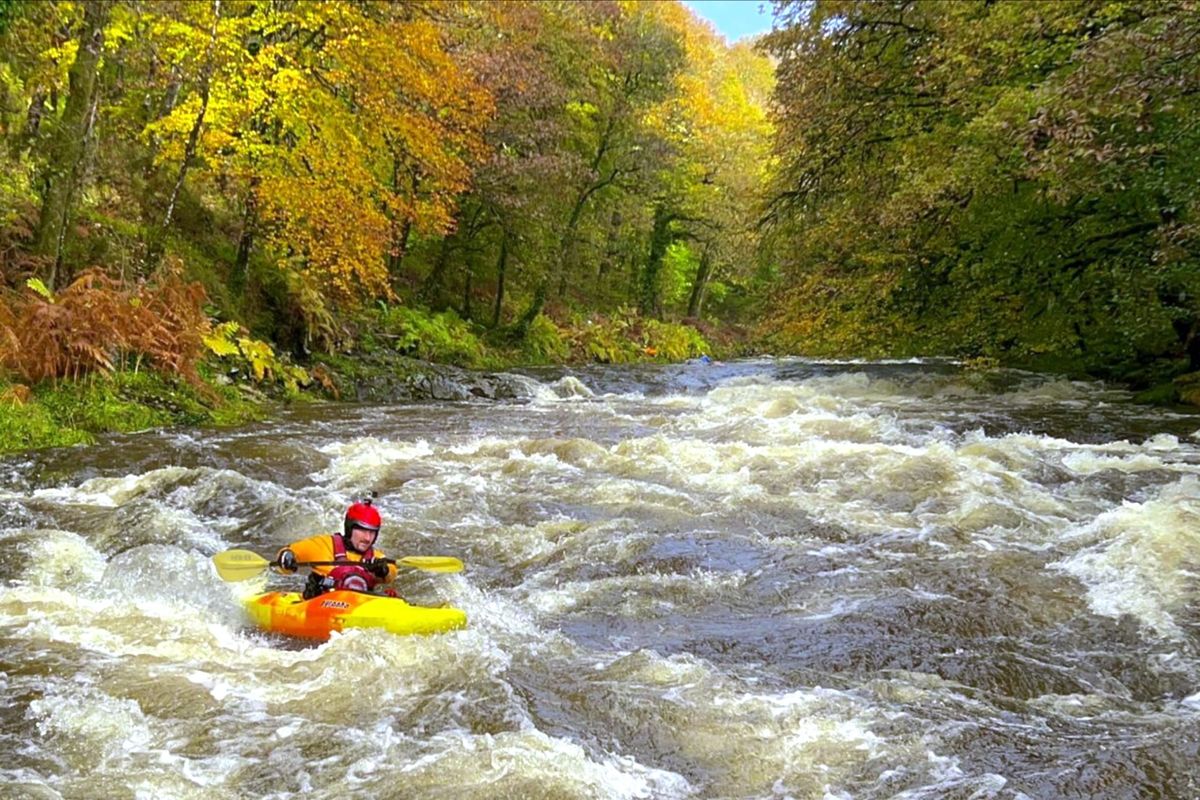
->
xmin=277 ymin=555 xmax=462 ymax=572
xmin=278 ymin=559 xmax=389 ymax=569
xmin=212 ymin=548 xmax=462 ymax=581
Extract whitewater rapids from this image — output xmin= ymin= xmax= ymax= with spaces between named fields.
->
xmin=1 ymin=359 xmax=1197 ymax=798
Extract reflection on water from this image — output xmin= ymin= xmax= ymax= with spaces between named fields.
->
xmin=1 ymin=359 xmax=1199 ymax=799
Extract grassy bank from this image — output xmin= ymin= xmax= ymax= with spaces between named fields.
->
xmin=0 ymin=307 xmax=733 ymax=455
xmin=0 ymin=371 xmax=265 ymax=455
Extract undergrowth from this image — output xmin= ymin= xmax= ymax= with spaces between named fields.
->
xmin=0 ymin=267 xmax=209 ymax=384
xmin=367 ymin=305 xmax=492 ymax=368
xmin=565 ymin=310 xmax=712 ymax=363
xmin=0 ymin=281 xmax=721 ymax=455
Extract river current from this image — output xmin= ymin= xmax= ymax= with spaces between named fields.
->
xmin=1 ymin=358 xmax=1198 ymax=799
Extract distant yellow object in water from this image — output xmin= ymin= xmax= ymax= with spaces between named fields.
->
xmin=244 ymin=590 xmax=467 ymax=640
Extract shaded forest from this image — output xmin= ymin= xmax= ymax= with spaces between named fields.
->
xmin=760 ymin=0 xmax=1200 ymax=397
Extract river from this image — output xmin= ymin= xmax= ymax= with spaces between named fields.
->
xmin=1 ymin=358 xmax=1198 ymax=799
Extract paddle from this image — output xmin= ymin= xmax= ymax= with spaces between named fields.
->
xmin=212 ymin=548 xmax=463 ymax=582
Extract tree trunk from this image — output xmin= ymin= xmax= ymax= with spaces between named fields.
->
xmin=491 ymin=234 xmax=508 ymax=329
xmin=1186 ymin=320 xmax=1200 ymax=372
xmin=421 ymin=236 xmax=453 ymax=309
xmin=514 ymin=281 xmax=547 ymax=335
xmin=640 ymin=204 xmax=673 ymax=318
xmin=556 ymin=179 xmax=602 ymax=299
xmin=555 ymin=198 xmax=587 ymax=299
xmin=554 ymin=118 xmax=617 ymax=300
xmin=554 ymin=199 xmax=584 ymax=300
xmin=20 ymin=91 xmax=46 ymax=149
xmin=426 ymin=204 xmax=489 ymax=309
xmin=387 ymin=158 xmax=418 ymax=278
xmin=596 ymin=210 xmax=621 ymax=287
xmin=231 ymin=187 xmax=258 ymax=298
xmin=517 ymin=123 xmax=619 ymax=329
xmin=388 ymin=216 xmax=412 ymax=275
xmin=461 ymin=255 xmax=474 ymax=320
xmin=32 ymin=0 xmax=110 ymax=289
xmin=686 ymin=246 xmax=712 ymax=318
xmin=148 ymin=0 xmax=223 ymax=271
xmin=556 ymin=262 xmax=569 ymax=299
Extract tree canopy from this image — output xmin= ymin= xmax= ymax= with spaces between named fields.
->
xmin=0 ymin=0 xmax=775 ymax=360
xmin=2 ymin=0 xmax=1198 ymax=395
xmin=761 ymin=0 xmax=1200 ymax=385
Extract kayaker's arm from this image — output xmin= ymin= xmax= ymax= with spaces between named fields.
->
xmin=211 ymin=549 xmax=464 ymax=581
xmin=275 ymin=534 xmax=337 ymax=575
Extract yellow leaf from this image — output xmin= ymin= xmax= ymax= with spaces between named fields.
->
xmin=202 ymin=333 xmax=240 ymax=357
xmin=237 ymin=338 xmax=275 ymax=381
xmin=26 ymin=278 xmax=54 ymax=302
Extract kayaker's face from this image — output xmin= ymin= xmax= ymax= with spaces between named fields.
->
xmin=349 ymin=525 xmax=377 ymax=552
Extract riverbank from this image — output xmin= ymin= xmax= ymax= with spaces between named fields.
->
xmin=0 ymin=312 xmax=731 ymax=455
xmin=6 ymin=311 xmax=1194 ymax=457
xmin=0 ymin=370 xmax=265 ymax=454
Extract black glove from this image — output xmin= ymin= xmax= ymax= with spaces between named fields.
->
xmin=278 ymin=550 xmax=298 ymax=573
xmin=366 ymin=559 xmax=390 ymax=579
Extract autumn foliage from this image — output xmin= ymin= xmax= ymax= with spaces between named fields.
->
xmin=141 ymin=0 xmax=493 ymax=305
xmin=0 ymin=0 xmax=775 ymax=398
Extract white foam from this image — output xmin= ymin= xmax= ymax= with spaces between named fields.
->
xmin=1050 ymin=477 xmax=1200 ymax=638
xmin=34 ymin=466 xmax=195 ymax=507
xmin=550 ymin=375 xmax=595 ymax=399
xmin=9 ymin=529 xmax=108 ymax=589
xmin=28 ymin=683 xmax=154 ymax=768
xmin=392 ymin=727 xmax=694 ymax=799
xmin=312 ymin=437 xmax=435 ymax=486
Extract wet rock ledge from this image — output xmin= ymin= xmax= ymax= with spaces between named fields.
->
xmin=317 ymin=351 xmax=540 ymax=403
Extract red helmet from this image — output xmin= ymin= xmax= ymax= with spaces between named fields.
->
xmin=344 ymin=498 xmax=382 ymax=540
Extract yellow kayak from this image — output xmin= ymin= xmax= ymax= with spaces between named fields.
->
xmin=244 ymin=590 xmax=467 ymax=640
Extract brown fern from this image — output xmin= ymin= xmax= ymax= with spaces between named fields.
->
xmin=0 ymin=202 xmax=38 ymax=290
xmin=0 ymin=267 xmax=212 ymax=387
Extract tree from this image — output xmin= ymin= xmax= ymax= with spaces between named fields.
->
xmin=511 ymin=0 xmax=685 ymax=330
xmin=634 ymin=2 xmax=773 ymax=319
xmin=138 ymin=0 xmax=226 ymax=269
xmin=137 ymin=0 xmax=492 ymax=343
xmin=31 ymin=0 xmax=110 ymax=289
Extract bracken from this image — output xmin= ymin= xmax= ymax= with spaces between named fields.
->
xmin=0 ymin=267 xmax=210 ymax=386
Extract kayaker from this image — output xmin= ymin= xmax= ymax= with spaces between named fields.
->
xmin=275 ymin=496 xmax=400 ymax=599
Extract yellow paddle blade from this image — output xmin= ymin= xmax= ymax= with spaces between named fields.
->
xmin=395 ymin=555 xmax=464 ymax=573
xmin=212 ymin=549 xmax=272 ymax=582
